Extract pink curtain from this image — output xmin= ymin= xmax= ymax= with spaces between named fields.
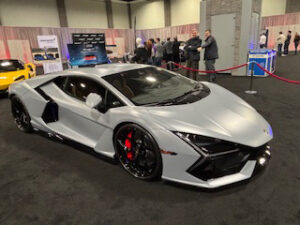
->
xmin=0 ymin=26 xmax=135 ymax=62
xmin=0 ymin=23 xmax=200 ymax=62
xmin=262 ymin=12 xmax=300 ymax=50
xmin=136 ymin=23 xmax=199 ymax=43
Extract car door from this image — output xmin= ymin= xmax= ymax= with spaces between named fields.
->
xmin=43 ymin=76 xmax=112 ymax=148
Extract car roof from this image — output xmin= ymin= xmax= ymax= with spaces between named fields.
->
xmin=62 ymin=63 xmax=152 ymax=78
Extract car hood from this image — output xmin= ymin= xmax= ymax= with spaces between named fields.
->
xmin=145 ymin=82 xmax=273 ymax=148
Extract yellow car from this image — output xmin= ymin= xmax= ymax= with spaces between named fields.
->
xmin=0 ymin=59 xmax=36 ymax=94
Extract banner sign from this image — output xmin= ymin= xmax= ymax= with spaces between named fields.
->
xmin=37 ymin=35 xmax=63 ymax=74
xmin=72 ymin=33 xmax=105 ymax=45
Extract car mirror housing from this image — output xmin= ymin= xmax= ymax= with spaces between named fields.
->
xmin=86 ymin=93 xmax=102 ymax=108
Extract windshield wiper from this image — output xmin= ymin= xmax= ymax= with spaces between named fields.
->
xmin=143 ymin=83 xmax=205 ymax=107
xmin=143 ymin=98 xmax=177 ymax=106
xmin=172 ymin=85 xmax=203 ymax=102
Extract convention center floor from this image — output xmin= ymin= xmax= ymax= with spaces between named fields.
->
xmin=0 ymin=55 xmax=299 ymax=225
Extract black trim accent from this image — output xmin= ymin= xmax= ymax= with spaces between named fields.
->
xmin=42 ymin=101 xmax=59 ymax=123
xmin=187 ymin=144 xmax=269 ymax=181
xmin=35 ymin=129 xmax=117 ymax=164
xmin=14 ymin=75 xmax=25 ymax=81
xmin=35 ymin=87 xmax=52 ymax=101
xmin=35 ymin=87 xmax=59 ymax=123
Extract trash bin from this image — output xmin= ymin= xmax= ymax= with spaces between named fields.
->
xmin=248 ymin=49 xmax=277 ymax=76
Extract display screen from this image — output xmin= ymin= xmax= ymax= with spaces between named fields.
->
xmin=67 ymin=43 xmax=109 ymax=66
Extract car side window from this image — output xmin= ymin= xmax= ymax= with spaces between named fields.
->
xmin=64 ymin=77 xmax=106 ymax=102
xmin=106 ymin=91 xmax=124 ymax=109
xmin=53 ymin=77 xmax=67 ymax=89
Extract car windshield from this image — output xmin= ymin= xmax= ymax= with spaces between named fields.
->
xmin=103 ymin=67 xmax=210 ymax=106
xmin=0 ymin=60 xmax=25 ymax=73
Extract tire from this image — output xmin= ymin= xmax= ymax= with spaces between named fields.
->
xmin=11 ymin=96 xmax=33 ymax=133
xmin=114 ymin=124 xmax=162 ymax=180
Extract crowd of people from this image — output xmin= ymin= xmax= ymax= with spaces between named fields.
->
xmin=132 ymin=37 xmax=182 ymax=69
xmin=259 ymin=30 xmax=300 ymax=56
xmin=132 ymin=29 xmax=219 ymax=82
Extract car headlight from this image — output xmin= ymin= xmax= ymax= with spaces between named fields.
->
xmin=0 ymin=76 xmax=7 ymax=80
xmin=173 ymin=131 xmax=238 ymax=155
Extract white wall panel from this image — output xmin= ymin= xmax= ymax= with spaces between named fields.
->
xmin=171 ymin=0 xmax=201 ymax=26
xmin=112 ymin=3 xmax=129 ymax=29
xmin=131 ymin=1 xmax=165 ymax=29
xmin=0 ymin=0 xmax=60 ymax=27
xmin=65 ymin=0 xmax=108 ymax=28
xmin=262 ymin=0 xmax=287 ymax=17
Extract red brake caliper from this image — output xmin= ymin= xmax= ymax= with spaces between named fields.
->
xmin=125 ymin=132 xmax=133 ymax=160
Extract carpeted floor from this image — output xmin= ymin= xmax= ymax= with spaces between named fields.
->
xmin=0 ymin=54 xmax=299 ymax=225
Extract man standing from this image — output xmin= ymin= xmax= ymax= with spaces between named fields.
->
xmin=283 ymin=31 xmax=292 ymax=56
xmin=259 ymin=33 xmax=267 ymax=48
xmin=198 ymin=29 xmax=218 ymax=82
xmin=294 ymin=32 xmax=300 ymax=55
xmin=133 ymin=37 xmax=147 ymax=64
xmin=154 ymin=38 xmax=163 ymax=67
xmin=276 ymin=31 xmax=286 ymax=56
xmin=184 ymin=30 xmax=202 ymax=80
xmin=163 ymin=38 xmax=173 ymax=70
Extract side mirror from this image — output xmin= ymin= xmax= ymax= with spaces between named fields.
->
xmin=86 ymin=93 xmax=102 ymax=108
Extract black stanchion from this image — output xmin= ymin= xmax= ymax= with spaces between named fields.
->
xmin=245 ymin=62 xmax=257 ymax=94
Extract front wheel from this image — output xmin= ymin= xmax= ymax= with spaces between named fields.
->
xmin=114 ymin=124 xmax=162 ymax=180
xmin=11 ymin=96 xmax=33 ymax=133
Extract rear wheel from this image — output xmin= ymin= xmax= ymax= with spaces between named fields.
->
xmin=114 ymin=124 xmax=162 ymax=180
xmin=11 ymin=96 xmax=33 ymax=133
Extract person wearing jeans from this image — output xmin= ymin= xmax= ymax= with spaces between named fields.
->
xmin=184 ymin=30 xmax=202 ymax=80
xmin=163 ymin=38 xmax=174 ymax=70
xmin=294 ymin=33 xmax=300 ymax=55
xmin=283 ymin=31 xmax=292 ymax=56
xmin=154 ymin=38 xmax=163 ymax=67
xmin=276 ymin=32 xmax=285 ymax=56
xmin=198 ymin=29 xmax=219 ymax=82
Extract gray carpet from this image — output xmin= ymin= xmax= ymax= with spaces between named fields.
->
xmin=0 ymin=54 xmax=299 ymax=225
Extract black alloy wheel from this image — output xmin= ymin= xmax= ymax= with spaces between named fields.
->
xmin=114 ymin=124 xmax=162 ymax=180
xmin=11 ymin=96 xmax=33 ymax=133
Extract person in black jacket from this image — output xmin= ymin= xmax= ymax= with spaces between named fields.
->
xmin=184 ymin=30 xmax=202 ymax=80
xmin=283 ymin=31 xmax=292 ymax=56
xmin=133 ymin=37 xmax=148 ymax=64
xmin=294 ymin=32 xmax=300 ymax=55
xmin=172 ymin=37 xmax=180 ymax=70
xmin=198 ymin=29 xmax=218 ymax=82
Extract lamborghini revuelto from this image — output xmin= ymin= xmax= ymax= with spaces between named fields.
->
xmin=8 ymin=64 xmax=273 ymax=188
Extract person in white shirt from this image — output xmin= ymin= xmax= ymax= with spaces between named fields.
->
xmin=259 ymin=33 xmax=267 ymax=48
xmin=276 ymin=31 xmax=286 ymax=56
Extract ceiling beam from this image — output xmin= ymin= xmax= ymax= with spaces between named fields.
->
xmin=56 ymin=0 xmax=68 ymax=27
xmin=164 ymin=0 xmax=171 ymax=27
xmin=105 ymin=0 xmax=114 ymax=28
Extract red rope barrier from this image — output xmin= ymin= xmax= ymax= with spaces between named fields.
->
xmin=161 ymin=61 xmax=300 ymax=85
xmin=171 ymin=62 xmax=248 ymax=73
xmin=254 ymin=63 xmax=300 ymax=85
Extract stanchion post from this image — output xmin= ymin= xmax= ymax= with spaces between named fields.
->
xmin=245 ymin=62 xmax=257 ymax=95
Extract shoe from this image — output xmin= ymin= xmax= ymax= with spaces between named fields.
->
xmin=282 ymin=54 xmax=286 ymax=56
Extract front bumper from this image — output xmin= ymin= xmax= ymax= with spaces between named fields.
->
xmin=0 ymin=83 xmax=10 ymax=92
xmin=162 ymin=144 xmax=271 ymax=189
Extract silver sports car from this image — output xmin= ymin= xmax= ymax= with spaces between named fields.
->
xmin=8 ymin=64 xmax=273 ymax=188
